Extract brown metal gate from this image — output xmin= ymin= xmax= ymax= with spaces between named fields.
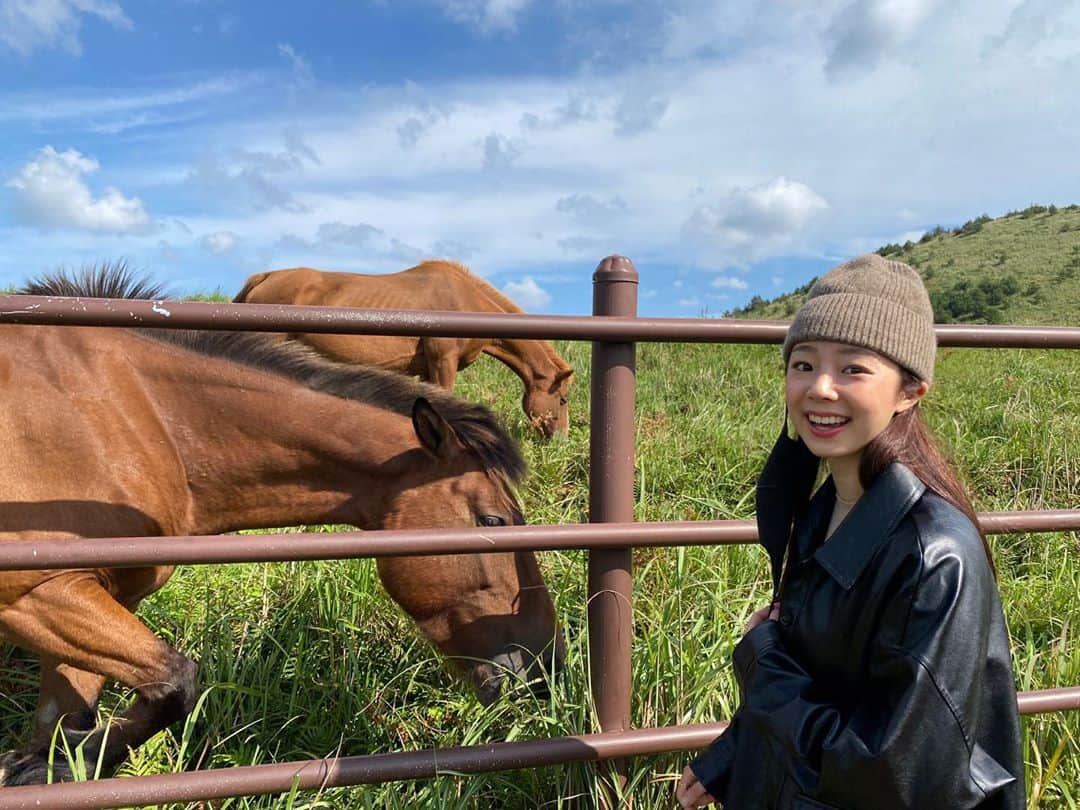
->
xmin=0 ymin=254 xmax=1078 ymax=809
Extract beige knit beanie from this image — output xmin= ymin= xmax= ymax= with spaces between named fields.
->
xmin=783 ymin=254 xmax=937 ymax=383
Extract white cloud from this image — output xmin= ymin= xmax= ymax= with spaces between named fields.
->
xmin=613 ymin=88 xmax=669 ymax=136
xmin=710 ymin=274 xmax=749 ymax=290
xmin=555 ymin=193 xmax=628 ymax=226
xmin=6 ymin=146 xmax=150 ymax=233
xmin=187 ymin=144 xmax=309 ymax=213
xmin=825 ymin=0 xmax=941 ymax=79
xmin=437 ymin=0 xmax=532 ymax=33
xmin=0 ymin=0 xmax=132 ymax=57
xmin=201 ymin=231 xmax=238 ymax=255
xmin=502 ymin=276 xmax=551 ymax=311
xmin=482 ymin=132 xmax=521 ymax=170
xmin=684 ymin=177 xmax=829 ymax=262
xmin=278 ymin=43 xmax=314 ymax=83
xmin=0 ymin=75 xmax=258 ymax=129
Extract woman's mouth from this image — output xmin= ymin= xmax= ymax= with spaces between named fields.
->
xmin=805 ymin=412 xmax=850 ymax=437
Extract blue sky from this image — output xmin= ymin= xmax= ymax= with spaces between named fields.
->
xmin=3 ymin=1 xmax=1080 ymax=316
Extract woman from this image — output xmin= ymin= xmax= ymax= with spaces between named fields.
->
xmin=676 ymin=255 xmax=1024 ymax=809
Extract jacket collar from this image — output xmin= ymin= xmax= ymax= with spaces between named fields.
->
xmin=811 ymin=463 xmax=926 ymax=591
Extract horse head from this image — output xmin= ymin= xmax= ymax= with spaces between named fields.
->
xmin=375 ymin=398 xmax=565 ymax=705
xmin=524 ymin=367 xmax=574 ymax=439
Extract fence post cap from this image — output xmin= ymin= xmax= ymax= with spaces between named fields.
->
xmin=593 ymin=255 xmax=639 ymax=285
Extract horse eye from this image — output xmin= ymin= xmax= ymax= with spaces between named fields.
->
xmin=478 ymin=515 xmax=506 ymax=528
xmin=559 ymin=397 xmax=568 ymax=405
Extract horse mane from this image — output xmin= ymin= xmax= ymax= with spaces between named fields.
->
xmin=22 ymin=261 xmax=170 ymax=301
xmin=21 ymin=265 xmax=526 ymax=484
xmin=431 ymin=261 xmax=572 ymax=373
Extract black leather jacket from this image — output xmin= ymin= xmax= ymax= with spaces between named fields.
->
xmin=690 ymin=461 xmax=1024 ymax=809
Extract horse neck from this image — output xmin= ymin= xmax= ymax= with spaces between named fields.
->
xmin=461 ymin=275 xmax=569 ymax=389
xmin=159 ymin=367 xmax=411 ymax=535
xmin=484 ymin=338 xmax=567 ymax=390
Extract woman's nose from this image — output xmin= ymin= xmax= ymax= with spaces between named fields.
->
xmin=809 ymin=373 xmax=838 ymax=399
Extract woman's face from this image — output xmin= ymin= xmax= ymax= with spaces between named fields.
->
xmin=785 ymin=341 xmax=926 ymax=464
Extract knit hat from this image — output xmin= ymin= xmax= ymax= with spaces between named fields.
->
xmin=783 ymin=254 xmax=937 ymax=383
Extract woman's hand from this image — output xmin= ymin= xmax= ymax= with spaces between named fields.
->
xmin=744 ymin=601 xmax=780 ymax=634
xmin=676 ymin=765 xmax=716 ymax=808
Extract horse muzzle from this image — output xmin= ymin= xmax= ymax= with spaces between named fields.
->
xmin=474 ymin=637 xmax=565 ymax=706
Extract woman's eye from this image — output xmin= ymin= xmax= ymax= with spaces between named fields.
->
xmin=478 ymin=515 xmax=506 ymax=527
xmin=843 ymin=365 xmax=869 ymax=374
xmin=791 ymin=361 xmax=812 ymax=372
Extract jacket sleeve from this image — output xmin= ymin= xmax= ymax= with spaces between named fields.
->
xmin=732 ymin=540 xmax=1017 ymax=808
xmin=687 ymin=715 xmax=739 ymax=801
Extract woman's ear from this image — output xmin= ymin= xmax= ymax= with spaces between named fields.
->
xmin=895 ymin=380 xmax=930 ymax=414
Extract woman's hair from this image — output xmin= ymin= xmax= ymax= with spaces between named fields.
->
xmin=858 ymin=369 xmax=995 ymax=573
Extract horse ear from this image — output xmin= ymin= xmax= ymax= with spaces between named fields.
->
xmin=553 ymin=368 xmax=574 ymax=387
xmin=412 ymin=398 xmax=462 ymax=458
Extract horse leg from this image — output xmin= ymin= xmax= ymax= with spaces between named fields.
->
xmin=421 ymin=338 xmax=459 ymax=390
xmin=30 ymin=655 xmax=105 ymax=747
xmin=28 ymin=565 xmax=176 ymax=748
xmin=0 ymin=573 xmax=197 ymax=786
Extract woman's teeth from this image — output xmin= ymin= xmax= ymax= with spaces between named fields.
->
xmin=808 ymin=414 xmax=849 ymax=426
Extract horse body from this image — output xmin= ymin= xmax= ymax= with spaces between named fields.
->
xmin=0 ymin=287 xmax=563 ymax=785
xmin=233 ymin=261 xmax=574 ymax=437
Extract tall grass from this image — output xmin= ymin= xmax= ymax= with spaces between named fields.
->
xmin=0 ymin=339 xmax=1076 ymax=808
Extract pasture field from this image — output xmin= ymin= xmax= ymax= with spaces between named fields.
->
xmin=0 ymin=337 xmax=1078 ymax=808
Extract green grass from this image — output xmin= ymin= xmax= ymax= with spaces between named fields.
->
xmin=1 ymin=339 xmax=1077 ymax=808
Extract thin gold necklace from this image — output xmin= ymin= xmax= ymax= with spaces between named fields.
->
xmin=835 ymin=491 xmax=859 ymax=506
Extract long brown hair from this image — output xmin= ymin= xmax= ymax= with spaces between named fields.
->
xmin=858 ymin=370 xmax=995 ymax=573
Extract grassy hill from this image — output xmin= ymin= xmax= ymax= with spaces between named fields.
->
xmin=728 ymin=204 xmax=1080 ymax=326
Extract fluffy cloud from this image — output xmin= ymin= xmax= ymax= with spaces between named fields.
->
xmin=187 ymin=140 xmax=316 ymax=213
xmin=201 ymin=231 xmax=239 ymax=255
xmin=684 ymin=177 xmax=829 ymax=261
xmin=502 ymin=276 xmax=551 ymax=311
xmin=710 ymin=275 xmax=749 ymax=290
xmin=273 ymin=221 xmax=425 ymax=266
xmin=437 ymin=0 xmax=532 ymax=33
xmin=482 ymin=132 xmax=521 ymax=170
xmin=825 ymin=0 xmax=941 ymax=79
xmin=555 ymin=193 xmax=628 ymax=226
xmin=0 ymin=0 xmax=132 ymax=57
xmin=6 ymin=146 xmax=150 ymax=233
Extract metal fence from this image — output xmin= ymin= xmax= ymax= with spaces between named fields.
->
xmin=0 ymin=254 xmax=1078 ymax=809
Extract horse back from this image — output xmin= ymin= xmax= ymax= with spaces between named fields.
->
xmin=235 ymin=262 xmax=509 ymax=314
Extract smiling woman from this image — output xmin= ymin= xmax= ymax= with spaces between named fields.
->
xmin=678 ymin=254 xmax=1025 ymax=810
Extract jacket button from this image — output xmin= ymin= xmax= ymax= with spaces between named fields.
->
xmin=779 ymin=612 xmax=793 ymax=627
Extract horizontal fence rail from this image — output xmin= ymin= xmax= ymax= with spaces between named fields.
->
xmin=0 ymin=512 xmax=1078 ymax=571
xmin=3 ymin=294 xmax=1080 ymax=347
xmin=1 ymin=687 xmax=1079 ymax=810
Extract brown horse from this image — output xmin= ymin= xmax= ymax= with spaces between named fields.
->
xmin=233 ymin=261 xmax=575 ymax=438
xmin=0 ymin=267 xmax=564 ymax=786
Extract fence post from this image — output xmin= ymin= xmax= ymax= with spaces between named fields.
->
xmin=588 ymin=255 xmax=638 ymax=803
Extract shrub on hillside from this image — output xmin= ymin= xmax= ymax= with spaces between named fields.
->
xmin=930 ymin=274 xmax=1020 ymax=324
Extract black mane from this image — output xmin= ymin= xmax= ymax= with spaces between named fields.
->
xmin=22 ymin=265 xmax=526 ymax=483
xmin=21 ymin=261 xmax=170 ymax=300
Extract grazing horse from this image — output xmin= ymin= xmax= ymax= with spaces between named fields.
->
xmin=233 ymin=261 xmax=575 ymax=438
xmin=0 ymin=267 xmax=564 ymax=786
